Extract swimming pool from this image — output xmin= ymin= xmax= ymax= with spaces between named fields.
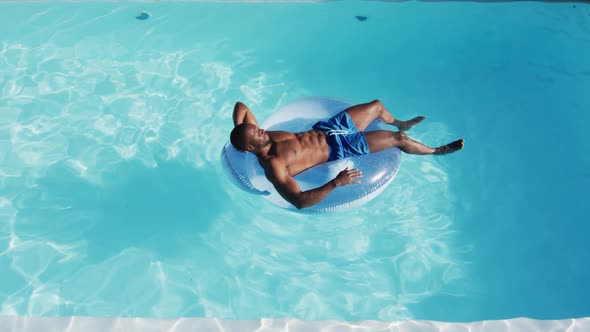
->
xmin=1 ymin=0 xmax=589 ymax=326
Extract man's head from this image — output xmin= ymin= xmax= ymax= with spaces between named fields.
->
xmin=230 ymin=123 xmax=270 ymax=152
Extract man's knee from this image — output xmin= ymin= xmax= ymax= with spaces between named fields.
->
xmin=370 ymin=99 xmax=383 ymax=108
xmin=395 ymin=131 xmax=408 ymax=143
xmin=368 ymin=100 xmax=384 ymax=115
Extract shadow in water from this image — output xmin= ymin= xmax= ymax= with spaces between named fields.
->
xmin=30 ymin=160 xmax=227 ymax=261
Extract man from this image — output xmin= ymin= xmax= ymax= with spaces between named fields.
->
xmin=230 ymin=99 xmax=464 ymax=210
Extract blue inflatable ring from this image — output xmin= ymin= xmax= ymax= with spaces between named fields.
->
xmin=221 ymin=97 xmax=402 ymax=213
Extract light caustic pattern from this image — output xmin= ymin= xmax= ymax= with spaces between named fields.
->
xmin=0 ymin=39 xmax=466 ymax=319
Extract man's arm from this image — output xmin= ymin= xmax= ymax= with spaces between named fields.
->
xmin=232 ymin=101 xmax=259 ymax=127
xmin=266 ymin=161 xmax=362 ymax=210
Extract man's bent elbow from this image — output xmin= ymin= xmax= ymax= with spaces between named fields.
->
xmin=291 ymin=197 xmax=307 ymax=210
xmin=293 ymin=200 xmax=305 ymax=210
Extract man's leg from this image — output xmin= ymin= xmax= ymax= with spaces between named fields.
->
xmin=365 ymin=130 xmax=464 ymax=155
xmin=345 ymin=100 xmax=425 ymax=131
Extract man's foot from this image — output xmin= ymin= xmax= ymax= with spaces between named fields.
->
xmin=433 ymin=139 xmax=464 ymax=155
xmin=392 ymin=116 xmax=426 ymax=131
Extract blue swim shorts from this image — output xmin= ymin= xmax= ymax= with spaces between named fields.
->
xmin=312 ymin=111 xmax=370 ymax=161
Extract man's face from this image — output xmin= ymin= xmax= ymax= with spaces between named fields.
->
xmin=244 ymin=123 xmax=270 ymax=150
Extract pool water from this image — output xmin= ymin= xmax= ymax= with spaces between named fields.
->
xmin=0 ymin=1 xmax=589 ymax=322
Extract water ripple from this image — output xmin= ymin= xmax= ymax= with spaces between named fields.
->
xmin=0 ymin=32 xmax=466 ymax=319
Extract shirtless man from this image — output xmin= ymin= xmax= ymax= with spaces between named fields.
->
xmin=230 ymin=99 xmax=464 ymax=210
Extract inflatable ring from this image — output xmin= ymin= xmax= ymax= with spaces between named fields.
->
xmin=221 ymin=97 xmax=402 ymax=213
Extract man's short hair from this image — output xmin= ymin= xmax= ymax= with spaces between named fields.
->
xmin=230 ymin=123 xmax=249 ymax=151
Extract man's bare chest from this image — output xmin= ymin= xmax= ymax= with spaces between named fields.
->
xmin=263 ymin=131 xmax=329 ymax=175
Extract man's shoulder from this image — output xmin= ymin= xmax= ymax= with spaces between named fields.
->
xmin=260 ymin=156 xmax=287 ymax=177
xmin=261 ymin=155 xmax=283 ymax=170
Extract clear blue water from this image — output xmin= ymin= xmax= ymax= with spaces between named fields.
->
xmin=1 ymin=1 xmax=589 ymax=322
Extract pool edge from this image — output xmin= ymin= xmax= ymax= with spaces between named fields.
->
xmin=1 ymin=316 xmax=589 ymax=331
